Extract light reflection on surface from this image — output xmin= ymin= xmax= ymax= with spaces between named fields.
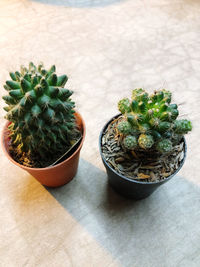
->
xmin=31 ymin=0 xmax=125 ymax=7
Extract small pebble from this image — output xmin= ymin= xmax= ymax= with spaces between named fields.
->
xmin=150 ymin=171 xmax=156 ymax=181
xmin=137 ymin=173 xmax=150 ymax=179
xmin=115 ymin=157 xmax=125 ymax=163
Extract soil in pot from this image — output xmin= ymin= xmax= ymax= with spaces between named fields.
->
xmin=101 ymin=115 xmax=185 ymax=183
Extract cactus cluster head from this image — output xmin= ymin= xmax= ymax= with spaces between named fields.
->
xmin=3 ymin=62 xmax=78 ymax=160
xmin=117 ymin=88 xmax=192 ymax=153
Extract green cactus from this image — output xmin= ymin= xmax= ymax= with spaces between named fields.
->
xmin=138 ymin=134 xmax=154 ymax=149
xmin=174 ymin=119 xmax=192 ymax=134
xmin=124 ymin=135 xmax=137 ymax=150
xmin=3 ymin=62 xmax=79 ymax=160
xmin=156 ymin=139 xmax=172 ymax=153
xmin=118 ymin=98 xmax=131 ymax=114
xmin=117 ymin=88 xmax=192 ymax=154
xmin=117 ymin=121 xmax=131 ymax=135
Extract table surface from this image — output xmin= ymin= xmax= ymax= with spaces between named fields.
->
xmin=0 ymin=0 xmax=200 ymax=266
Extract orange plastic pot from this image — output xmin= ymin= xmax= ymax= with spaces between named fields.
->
xmin=1 ymin=112 xmax=86 ymax=187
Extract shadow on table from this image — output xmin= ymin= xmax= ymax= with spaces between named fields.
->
xmin=31 ymin=0 xmax=125 ymax=7
xmin=46 ymin=158 xmax=134 ymax=220
xmin=47 ymin=158 xmax=200 ymax=266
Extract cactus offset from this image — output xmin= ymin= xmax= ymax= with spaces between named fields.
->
xmin=124 ymin=135 xmax=137 ymax=150
xmin=3 ymin=62 xmax=78 ymax=160
xmin=117 ymin=88 xmax=192 ymax=153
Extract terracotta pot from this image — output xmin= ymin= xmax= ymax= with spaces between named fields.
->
xmin=1 ymin=112 xmax=86 ymax=187
xmin=99 ymin=114 xmax=187 ymax=200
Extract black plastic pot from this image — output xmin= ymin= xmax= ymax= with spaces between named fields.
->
xmin=99 ymin=114 xmax=187 ymax=200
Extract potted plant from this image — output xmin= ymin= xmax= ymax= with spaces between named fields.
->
xmin=99 ymin=88 xmax=192 ymax=199
xmin=1 ymin=62 xmax=86 ymax=187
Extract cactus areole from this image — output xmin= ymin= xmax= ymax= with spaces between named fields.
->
xmin=99 ymin=88 xmax=192 ymax=198
xmin=2 ymin=63 xmax=82 ymax=168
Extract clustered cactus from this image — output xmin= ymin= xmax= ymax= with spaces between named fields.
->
xmin=117 ymin=89 xmax=192 ymax=153
xmin=3 ymin=62 xmax=78 ymax=160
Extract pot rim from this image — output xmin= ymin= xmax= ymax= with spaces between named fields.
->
xmin=99 ymin=113 xmax=187 ymax=185
xmin=1 ymin=111 xmax=86 ymax=171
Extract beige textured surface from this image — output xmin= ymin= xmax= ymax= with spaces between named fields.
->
xmin=0 ymin=0 xmax=200 ymax=266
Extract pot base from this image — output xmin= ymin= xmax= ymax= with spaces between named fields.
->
xmin=108 ymin=182 xmax=156 ymax=200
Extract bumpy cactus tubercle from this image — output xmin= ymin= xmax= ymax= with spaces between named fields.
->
xmin=124 ymin=135 xmax=137 ymax=150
